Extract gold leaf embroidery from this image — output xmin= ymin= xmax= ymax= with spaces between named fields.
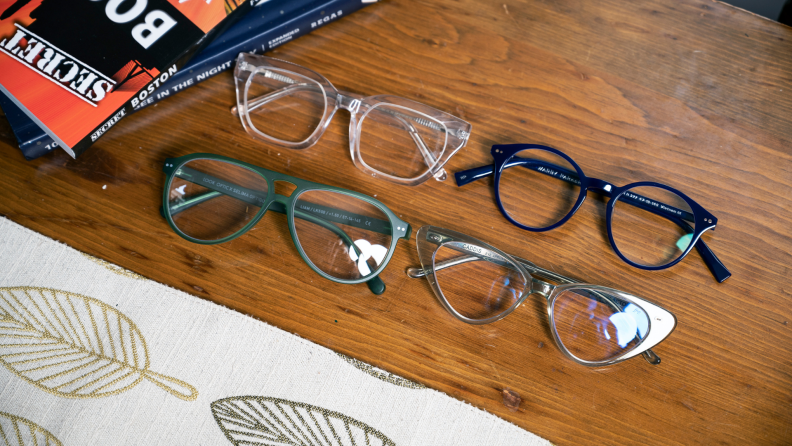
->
xmin=338 ymin=353 xmax=426 ymax=389
xmin=0 ymin=411 xmax=62 ymax=446
xmin=211 ymin=396 xmax=396 ymax=446
xmin=0 ymin=287 xmax=197 ymax=401
xmin=80 ymin=253 xmax=145 ymax=280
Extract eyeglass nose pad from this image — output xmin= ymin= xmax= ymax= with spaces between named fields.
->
xmin=405 ymin=266 xmax=426 ymax=278
xmin=642 ymin=349 xmax=661 ymax=365
xmin=433 ymin=168 xmax=448 ymax=182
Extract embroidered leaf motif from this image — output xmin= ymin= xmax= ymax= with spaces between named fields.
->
xmin=0 ymin=287 xmax=197 ymax=401
xmin=211 ymin=396 xmax=396 ymax=446
xmin=338 ymin=353 xmax=426 ymax=389
xmin=0 ymin=411 xmax=62 ymax=446
xmin=81 ymin=253 xmax=145 ymax=280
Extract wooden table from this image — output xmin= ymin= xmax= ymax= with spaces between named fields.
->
xmin=2 ymin=0 xmax=790 ymax=444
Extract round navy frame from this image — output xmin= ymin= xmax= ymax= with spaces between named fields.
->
xmin=455 ymin=144 xmax=731 ymax=282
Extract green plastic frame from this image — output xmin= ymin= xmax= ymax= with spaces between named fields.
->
xmin=161 ymin=153 xmax=412 ymax=294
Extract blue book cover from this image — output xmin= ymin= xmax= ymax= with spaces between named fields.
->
xmin=134 ymin=0 xmax=374 ymax=110
xmin=1 ymin=0 xmax=376 ymax=160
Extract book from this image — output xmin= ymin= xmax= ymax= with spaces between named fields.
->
xmin=0 ymin=90 xmax=59 ymax=159
xmin=135 ymin=0 xmax=376 ymax=111
xmin=1 ymin=0 xmax=377 ymax=160
xmin=0 ymin=0 xmax=300 ymax=160
xmin=0 ymin=0 xmax=256 ymax=158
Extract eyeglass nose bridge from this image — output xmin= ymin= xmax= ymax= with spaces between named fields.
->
xmin=337 ymin=92 xmax=363 ymax=113
xmin=530 ymin=277 xmax=555 ymax=300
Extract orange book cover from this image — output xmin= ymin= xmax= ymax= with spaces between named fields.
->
xmin=0 ymin=0 xmax=253 ymax=157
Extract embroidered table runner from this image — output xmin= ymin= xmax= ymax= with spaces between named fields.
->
xmin=0 ymin=217 xmax=550 ymax=446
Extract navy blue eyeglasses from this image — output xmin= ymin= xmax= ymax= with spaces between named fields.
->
xmin=455 ymin=144 xmax=730 ymax=283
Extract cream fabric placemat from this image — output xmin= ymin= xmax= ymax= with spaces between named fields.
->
xmin=0 ymin=217 xmax=550 ymax=446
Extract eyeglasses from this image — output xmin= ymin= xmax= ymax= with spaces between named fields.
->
xmin=406 ymin=226 xmax=677 ymax=366
xmin=161 ymin=153 xmax=411 ymax=294
xmin=232 ymin=53 xmax=472 ymax=186
xmin=455 ymin=144 xmax=731 ymax=282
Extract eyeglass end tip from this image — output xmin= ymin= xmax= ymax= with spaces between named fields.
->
xmin=406 ymin=267 xmax=425 ymax=278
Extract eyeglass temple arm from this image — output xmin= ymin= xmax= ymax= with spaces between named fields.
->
xmin=389 ymin=113 xmax=447 ymax=181
xmin=457 ymin=159 xmax=695 ymax=221
xmin=231 ymin=82 xmax=312 ymax=116
xmin=168 ymin=167 xmax=399 ymax=236
xmin=338 ymin=89 xmax=447 ymax=181
xmin=163 ymin=169 xmax=389 ymax=294
xmin=233 ymin=69 xmax=455 ymax=134
xmin=455 ymin=160 xmax=730 ymax=282
xmin=231 ymin=84 xmax=447 ymax=181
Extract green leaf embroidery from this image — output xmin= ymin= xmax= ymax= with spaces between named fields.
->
xmin=0 ymin=411 xmax=62 ymax=446
xmin=212 ymin=396 xmax=396 ymax=445
xmin=0 ymin=287 xmax=197 ymax=401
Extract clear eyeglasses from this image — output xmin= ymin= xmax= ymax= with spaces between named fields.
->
xmin=407 ymin=226 xmax=677 ymax=366
xmin=232 ymin=53 xmax=472 ymax=186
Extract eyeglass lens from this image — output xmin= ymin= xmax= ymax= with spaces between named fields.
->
xmin=498 ymin=149 xmax=581 ymax=228
xmin=611 ymin=186 xmax=696 ymax=267
xmin=551 ymin=287 xmax=649 ymax=362
xmin=168 ymin=159 xmax=395 ymax=281
xmin=245 ymin=68 xmax=326 ymax=143
xmin=432 ymin=243 xmax=527 ymax=321
xmin=293 ymin=190 xmax=393 ymax=281
xmin=168 ymin=159 xmax=269 ymax=241
xmin=358 ymin=104 xmax=447 ymax=179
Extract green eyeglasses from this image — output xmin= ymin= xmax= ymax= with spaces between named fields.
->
xmin=161 ymin=153 xmax=411 ymax=294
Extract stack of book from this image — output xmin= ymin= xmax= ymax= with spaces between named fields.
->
xmin=0 ymin=0 xmax=376 ymax=160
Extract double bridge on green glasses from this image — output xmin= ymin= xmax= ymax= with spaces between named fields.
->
xmin=161 ymin=154 xmax=411 ymax=295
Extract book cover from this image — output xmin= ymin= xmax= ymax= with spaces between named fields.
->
xmin=0 ymin=90 xmax=58 ymax=159
xmin=1 ymin=0 xmax=377 ymax=160
xmin=135 ymin=0 xmax=376 ymax=110
xmin=0 ymin=0 xmax=255 ymax=158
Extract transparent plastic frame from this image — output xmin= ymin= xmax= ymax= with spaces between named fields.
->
xmin=233 ymin=53 xmax=472 ymax=186
xmin=406 ymin=225 xmax=677 ymax=367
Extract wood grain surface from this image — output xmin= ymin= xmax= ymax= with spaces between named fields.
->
xmin=1 ymin=0 xmax=790 ymax=444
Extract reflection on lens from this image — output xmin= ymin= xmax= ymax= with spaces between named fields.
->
xmin=358 ymin=103 xmax=446 ymax=180
xmin=433 ymin=242 xmax=527 ymax=321
xmin=611 ymin=186 xmax=695 ymax=267
xmin=552 ymin=288 xmax=648 ymax=362
xmin=293 ymin=190 xmax=393 ymax=281
xmin=168 ymin=159 xmax=269 ymax=241
xmin=499 ymin=149 xmax=581 ymax=229
xmin=245 ymin=68 xmax=326 ymax=143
